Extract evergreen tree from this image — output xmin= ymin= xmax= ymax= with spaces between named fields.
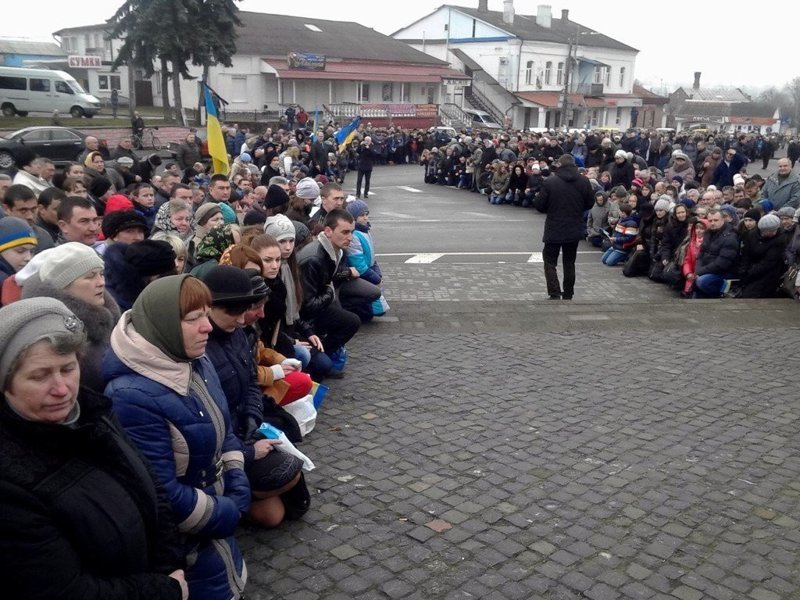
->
xmin=108 ymin=0 xmax=240 ymax=122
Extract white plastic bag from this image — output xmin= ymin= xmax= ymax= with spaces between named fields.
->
xmin=282 ymin=394 xmax=317 ymax=437
xmin=258 ymin=423 xmax=316 ymax=471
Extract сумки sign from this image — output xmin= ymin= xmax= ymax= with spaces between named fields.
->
xmin=68 ymin=55 xmax=102 ymax=68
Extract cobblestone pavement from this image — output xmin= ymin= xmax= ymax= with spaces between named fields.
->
xmin=239 ymin=254 xmax=800 ymax=599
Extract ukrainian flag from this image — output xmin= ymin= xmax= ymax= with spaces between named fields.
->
xmin=204 ymin=84 xmax=229 ymax=176
xmin=335 ymin=116 xmax=361 ymax=145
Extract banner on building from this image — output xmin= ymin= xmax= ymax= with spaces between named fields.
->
xmin=287 ymin=52 xmax=326 ymax=70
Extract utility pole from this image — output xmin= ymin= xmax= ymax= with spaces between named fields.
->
xmin=560 ymin=38 xmax=573 ymax=130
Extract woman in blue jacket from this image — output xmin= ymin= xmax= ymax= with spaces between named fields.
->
xmin=103 ymin=274 xmax=250 ymax=600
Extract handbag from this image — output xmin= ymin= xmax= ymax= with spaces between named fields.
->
xmin=660 ymin=261 xmax=683 ymax=288
xmin=622 ymin=249 xmax=650 ymax=278
xmin=781 ymin=264 xmax=800 ymax=299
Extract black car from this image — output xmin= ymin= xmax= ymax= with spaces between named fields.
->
xmin=0 ymin=126 xmax=87 ymax=169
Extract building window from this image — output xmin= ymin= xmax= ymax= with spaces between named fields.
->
xmin=619 ymin=67 xmax=626 ymax=88
xmin=231 ymin=76 xmax=247 ymax=103
xmin=421 ymin=85 xmax=435 ymax=103
xmin=606 ymin=67 xmax=611 ymax=86
xmin=98 ymin=74 xmax=121 ymax=91
xmin=593 ymin=66 xmax=607 ymax=84
xmin=525 ymin=61 xmax=533 ymax=85
xmin=84 ymin=34 xmax=91 ymax=49
xmin=556 ymin=62 xmax=564 ymax=86
xmin=545 ymin=61 xmax=552 ymax=85
xmin=401 ymin=83 xmax=410 ymax=103
xmin=590 ymin=109 xmax=599 ymax=127
xmin=62 ymin=37 xmax=70 ymax=51
xmin=154 ymin=73 xmax=161 ymax=95
xmin=615 ymin=107 xmax=622 ymax=125
xmin=359 ymin=83 xmax=370 ymax=102
xmin=382 ymin=83 xmax=393 ymax=102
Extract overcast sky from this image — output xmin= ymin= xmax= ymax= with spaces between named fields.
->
xmin=1 ymin=0 xmax=795 ymax=93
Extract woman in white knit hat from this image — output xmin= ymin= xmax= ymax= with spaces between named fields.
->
xmin=21 ymin=242 xmax=119 ymax=392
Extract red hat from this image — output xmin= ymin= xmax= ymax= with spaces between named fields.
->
xmin=631 ymin=178 xmax=644 ymax=188
xmin=105 ymin=194 xmax=134 ymax=214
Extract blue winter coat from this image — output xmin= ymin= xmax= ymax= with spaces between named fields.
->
xmin=103 ymin=335 xmax=249 ymax=600
xmin=345 ymin=227 xmax=382 ymax=285
xmin=205 ymin=324 xmax=265 ymax=465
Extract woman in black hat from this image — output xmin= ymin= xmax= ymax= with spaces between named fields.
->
xmin=201 ymin=265 xmax=307 ymax=528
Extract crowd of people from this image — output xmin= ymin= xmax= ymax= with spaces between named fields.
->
xmin=2 ymin=115 xmax=800 ymax=597
xmin=419 ymin=127 xmax=800 ymax=299
xmin=0 ymin=121 xmax=390 ymax=599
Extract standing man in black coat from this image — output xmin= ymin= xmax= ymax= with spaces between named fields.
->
xmin=355 ymin=136 xmax=379 ymax=199
xmin=533 ymin=154 xmax=595 ymax=300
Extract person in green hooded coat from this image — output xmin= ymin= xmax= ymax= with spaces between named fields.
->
xmin=103 ymin=274 xmax=251 ymax=600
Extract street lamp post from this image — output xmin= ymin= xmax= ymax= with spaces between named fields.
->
xmin=559 ymin=38 xmax=573 ymax=130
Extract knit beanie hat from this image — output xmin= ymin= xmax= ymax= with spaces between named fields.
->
xmin=131 ymin=274 xmax=190 ymax=362
xmin=614 ymin=149 xmax=626 ymax=159
xmin=719 ymin=204 xmax=738 ymax=223
xmin=38 ymin=242 xmax=104 ymax=289
xmin=0 ymin=297 xmax=85 ymax=391
xmin=295 ymin=177 xmax=320 ymax=200
xmin=346 ymin=198 xmax=369 ymax=219
xmin=776 ymin=206 xmax=796 ymax=219
xmin=758 ymin=199 xmax=774 ymax=213
xmin=265 ymin=184 xmax=290 ymax=209
xmin=654 ymin=198 xmax=671 ymax=213
xmin=239 ymin=152 xmax=252 ymax=163
xmin=124 ymin=240 xmax=177 ymax=278
xmin=105 ymin=194 xmax=135 ymax=214
xmin=743 ymin=208 xmax=761 ymax=222
xmin=102 ymin=210 xmax=149 ymax=240
xmin=758 ymin=213 xmax=781 ymax=231
xmin=264 ymin=214 xmax=295 ymax=241
xmin=194 ymin=203 xmax=222 ymax=226
xmin=116 ymin=156 xmax=134 ymax=167
xmin=89 ymin=177 xmax=113 ymax=198
xmin=0 ymin=216 xmax=37 ymax=254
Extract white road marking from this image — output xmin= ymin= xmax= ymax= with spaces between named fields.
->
xmin=398 ymin=186 xmax=423 ymax=193
xmin=405 ymin=253 xmax=445 ymax=263
xmin=527 ymin=252 xmax=543 ymax=263
xmin=380 ymin=211 xmax=418 ymax=219
xmin=379 ymin=251 xmax=596 ymax=257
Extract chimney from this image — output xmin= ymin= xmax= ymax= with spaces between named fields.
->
xmin=693 ymin=71 xmax=701 ymax=90
xmin=561 ymin=9 xmax=569 ymax=21
xmin=536 ymin=5 xmax=552 ymax=28
xmin=503 ymin=0 xmax=515 ymax=24
xmin=477 ymin=0 xmax=488 ymax=12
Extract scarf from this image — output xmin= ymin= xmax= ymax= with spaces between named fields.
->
xmin=278 ymin=262 xmax=299 ymax=325
xmin=195 ymin=224 xmax=235 ymax=261
xmin=154 ymin=203 xmax=195 ymax=243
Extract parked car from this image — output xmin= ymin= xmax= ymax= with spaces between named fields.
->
xmin=462 ymin=108 xmax=503 ymax=130
xmin=0 ymin=126 xmax=88 ymax=169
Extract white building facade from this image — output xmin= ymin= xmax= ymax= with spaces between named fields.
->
xmin=393 ymin=2 xmax=643 ymax=131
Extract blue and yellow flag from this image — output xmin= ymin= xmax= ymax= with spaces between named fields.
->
xmin=334 ymin=116 xmax=361 ymax=145
xmin=203 ymin=84 xmax=229 ymax=176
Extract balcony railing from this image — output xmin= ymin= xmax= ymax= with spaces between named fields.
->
xmin=573 ymin=83 xmax=604 ymax=97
